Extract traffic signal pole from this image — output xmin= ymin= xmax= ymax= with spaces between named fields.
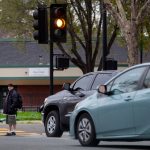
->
xmin=49 ymin=4 xmax=67 ymax=95
xmin=33 ymin=3 xmax=67 ymax=95
xmin=102 ymin=1 xmax=107 ymax=70
xmin=50 ymin=41 xmax=54 ymax=95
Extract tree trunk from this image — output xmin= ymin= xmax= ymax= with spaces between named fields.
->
xmin=126 ymin=35 xmax=139 ymax=66
xmin=123 ymin=23 xmax=139 ymax=66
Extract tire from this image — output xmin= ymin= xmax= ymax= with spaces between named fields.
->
xmin=76 ymin=113 xmax=100 ymax=146
xmin=45 ymin=110 xmax=63 ymax=137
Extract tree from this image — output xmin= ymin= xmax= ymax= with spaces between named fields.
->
xmin=55 ymin=0 xmax=118 ymax=73
xmin=0 ymin=0 xmax=36 ymax=39
xmin=55 ymin=0 xmax=101 ymax=73
xmin=0 ymin=0 xmax=118 ymax=73
xmin=104 ymin=0 xmax=150 ymax=66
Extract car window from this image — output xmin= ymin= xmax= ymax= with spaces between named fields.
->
xmin=108 ymin=67 xmax=146 ymax=94
xmin=72 ymin=74 xmax=94 ymax=91
xmin=92 ymin=73 xmax=114 ymax=90
xmin=143 ymin=69 xmax=150 ymax=88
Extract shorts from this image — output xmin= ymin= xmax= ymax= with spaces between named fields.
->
xmin=6 ymin=115 xmax=16 ymax=125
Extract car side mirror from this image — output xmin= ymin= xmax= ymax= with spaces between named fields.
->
xmin=63 ymin=83 xmax=71 ymax=91
xmin=76 ymin=92 xmax=85 ymax=97
xmin=98 ymin=85 xmax=107 ymax=94
xmin=98 ymin=85 xmax=114 ymax=96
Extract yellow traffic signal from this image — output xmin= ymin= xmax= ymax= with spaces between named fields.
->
xmin=54 ymin=18 xmax=66 ymax=29
xmin=50 ymin=4 xmax=67 ymax=43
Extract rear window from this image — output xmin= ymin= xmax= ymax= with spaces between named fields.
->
xmin=72 ymin=74 xmax=94 ymax=90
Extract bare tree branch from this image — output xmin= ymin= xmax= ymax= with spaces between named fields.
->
xmin=107 ymin=25 xmax=119 ymax=54
xmin=67 ymin=7 xmax=85 ymax=64
xmin=92 ymin=3 xmax=102 ymax=66
xmin=104 ymin=1 xmax=124 ymax=28
xmin=136 ymin=0 xmax=150 ymax=24
xmin=116 ymin=0 xmax=127 ymax=22
xmin=70 ymin=0 xmax=88 ymax=41
xmin=67 ymin=6 xmax=86 ymax=50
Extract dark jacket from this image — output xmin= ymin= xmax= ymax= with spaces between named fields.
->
xmin=3 ymin=89 xmax=18 ymax=115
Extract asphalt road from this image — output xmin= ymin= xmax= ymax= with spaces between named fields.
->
xmin=1 ymin=122 xmax=150 ymax=150
xmin=0 ymin=134 xmax=150 ymax=150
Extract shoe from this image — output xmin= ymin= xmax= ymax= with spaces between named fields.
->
xmin=5 ymin=132 xmax=12 ymax=136
xmin=11 ymin=132 xmax=16 ymax=136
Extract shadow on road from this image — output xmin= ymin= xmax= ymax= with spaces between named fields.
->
xmin=99 ymin=144 xmax=150 ymax=150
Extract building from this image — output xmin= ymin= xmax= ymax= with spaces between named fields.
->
xmin=0 ymin=40 xmax=149 ymax=110
xmin=0 ymin=41 xmax=83 ymax=110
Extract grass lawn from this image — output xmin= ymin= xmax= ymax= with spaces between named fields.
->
xmin=0 ymin=111 xmax=42 ymax=121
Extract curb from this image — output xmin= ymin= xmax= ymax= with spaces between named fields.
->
xmin=0 ymin=120 xmax=42 ymax=124
xmin=17 ymin=120 xmax=42 ymax=124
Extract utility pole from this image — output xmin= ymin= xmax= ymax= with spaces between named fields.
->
xmin=50 ymin=41 xmax=54 ymax=95
xmin=102 ymin=1 xmax=107 ymax=70
xmin=140 ymin=25 xmax=143 ymax=64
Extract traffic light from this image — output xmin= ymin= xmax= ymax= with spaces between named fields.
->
xmin=50 ymin=4 xmax=67 ymax=43
xmin=33 ymin=5 xmax=48 ymax=44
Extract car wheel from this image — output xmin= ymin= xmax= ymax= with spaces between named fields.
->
xmin=45 ymin=110 xmax=63 ymax=137
xmin=76 ymin=113 xmax=100 ymax=146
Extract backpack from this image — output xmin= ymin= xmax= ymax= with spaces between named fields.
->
xmin=16 ymin=93 xmax=23 ymax=109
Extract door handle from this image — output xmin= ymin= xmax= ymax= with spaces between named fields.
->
xmin=124 ymin=97 xmax=132 ymax=101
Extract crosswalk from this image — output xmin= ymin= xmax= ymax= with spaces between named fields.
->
xmin=0 ymin=128 xmax=41 ymax=136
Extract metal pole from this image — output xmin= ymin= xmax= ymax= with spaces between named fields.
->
xmin=140 ymin=25 xmax=143 ymax=64
xmin=50 ymin=41 xmax=54 ymax=95
xmin=102 ymin=2 xmax=107 ymax=70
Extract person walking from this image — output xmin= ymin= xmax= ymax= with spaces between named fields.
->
xmin=3 ymin=84 xmax=18 ymax=136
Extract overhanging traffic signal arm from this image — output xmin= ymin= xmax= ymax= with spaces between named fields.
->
xmin=50 ymin=4 xmax=67 ymax=43
xmin=33 ymin=5 xmax=48 ymax=44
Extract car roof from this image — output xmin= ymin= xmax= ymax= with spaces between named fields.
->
xmin=104 ymin=63 xmax=150 ymax=85
xmin=84 ymin=63 xmax=150 ymax=76
xmin=83 ymin=70 xmax=119 ymax=76
xmin=71 ymin=70 xmax=119 ymax=86
xmin=126 ymin=63 xmax=150 ymax=69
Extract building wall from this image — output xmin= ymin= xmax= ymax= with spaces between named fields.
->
xmin=0 ymin=66 xmax=82 ymax=110
xmin=0 ymin=65 xmax=127 ymax=110
xmin=17 ymin=85 xmax=62 ymax=107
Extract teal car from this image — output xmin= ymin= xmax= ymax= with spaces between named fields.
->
xmin=70 ymin=63 xmax=150 ymax=146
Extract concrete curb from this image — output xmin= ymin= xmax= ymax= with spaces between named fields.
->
xmin=17 ymin=120 xmax=42 ymax=124
xmin=0 ymin=120 xmax=43 ymax=124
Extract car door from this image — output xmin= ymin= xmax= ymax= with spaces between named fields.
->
xmin=63 ymin=74 xmax=95 ymax=113
xmin=133 ymin=67 xmax=150 ymax=135
xmin=97 ymin=66 xmax=147 ymax=137
xmin=65 ymin=72 xmax=116 ymax=114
